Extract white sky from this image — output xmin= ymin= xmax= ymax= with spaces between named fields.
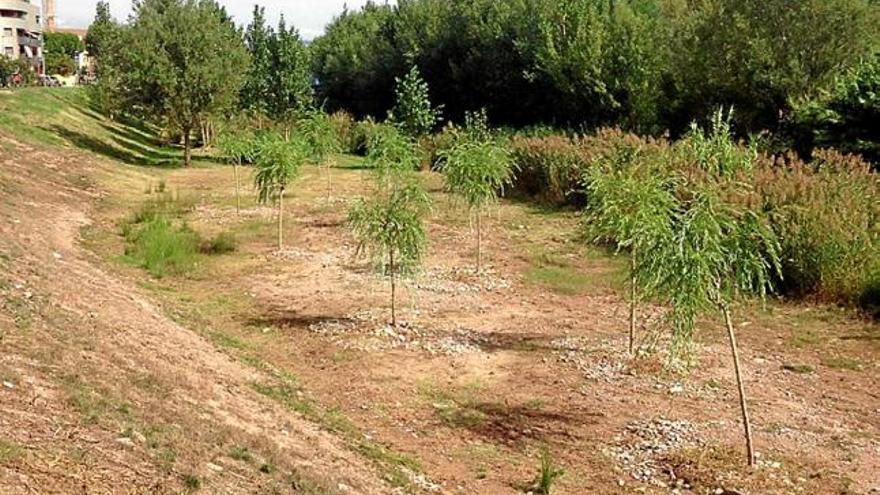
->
xmin=52 ymin=0 xmax=393 ymax=39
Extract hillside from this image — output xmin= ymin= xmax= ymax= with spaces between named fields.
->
xmin=0 ymin=89 xmax=878 ymax=494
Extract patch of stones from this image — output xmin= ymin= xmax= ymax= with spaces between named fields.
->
xmin=412 ymin=267 xmax=512 ymax=294
xmin=553 ymin=336 xmax=629 ymax=382
xmin=307 ymin=310 xmax=490 ymax=355
xmin=607 ymin=418 xmax=703 ymax=489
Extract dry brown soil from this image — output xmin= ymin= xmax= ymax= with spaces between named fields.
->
xmin=1 ymin=118 xmax=878 ymax=495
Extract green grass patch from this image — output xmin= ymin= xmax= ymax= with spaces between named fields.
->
xmin=788 ymin=329 xmax=822 ymax=349
xmin=525 ymin=254 xmax=594 ymax=295
xmin=821 ymin=355 xmax=863 ymax=371
xmin=0 ymin=438 xmax=23 ymax=463
xmin=229 ymin=445 xmax=253 ymax=462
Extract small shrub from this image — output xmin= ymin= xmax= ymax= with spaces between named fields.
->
xmin=229 ymin=445 xmax=252 ymax=462
xmin=329 ymin=110 xmax=357 ymax=153
xmin=509 ymin=135 xmax=588 ymax=205
xmin=531 ymin=448 xmax=564 ymax=495
xmin=200 ymin=231 xmax=237 ymax=255
xmin=183 ymin=474 xmax=201 ymax=490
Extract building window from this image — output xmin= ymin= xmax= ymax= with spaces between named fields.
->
xmin=3 ymin=28 xmax=13 ymax=36
xmin=4 ymin=47 xmax=13 ymax=57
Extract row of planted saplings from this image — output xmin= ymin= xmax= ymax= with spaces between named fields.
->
xmin=220 ymin=109 xmax=779 ymax=468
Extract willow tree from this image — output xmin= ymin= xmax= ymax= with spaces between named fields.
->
xmin=640 ymin=175 xmax=781 ymax=466
xmin=216 ymin=131 xmax=255 ymax=214
xmin=441 ymin=135 xmax=515 ymax=272
xmin=254 ymin=136 xmax=309 ymax=250
xmin=348 ymin=126 xmax=430 ymax=327
xmin=299 ymin=110 xmax=341 ymax=201
xmin=583 ymin=159 xmax=677 ymax=355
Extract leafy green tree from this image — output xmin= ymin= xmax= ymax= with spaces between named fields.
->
xmin=216 ymin=131 xmax=255 ymax=214
xmin=642 ymin=179 xmax=781 ymax=466
xmin=441 ymin=131 xmax=515 ymax=271
xmin=254 ymin=136 xmax=310 ymax=250
xmin=791 ymin=54 xmax=880 ymax=164
xmin=390 ymin=66 xmax=442 ymax=138
xmin=670 ymin=0 xmax=878 ymax=135
xmin=44 ymin=32 xmax=85 ymax=76
xmin=105 ymin=0 xmax=249 ymax=167
xmin=241 ymin=5 xmax=274 ymax=122
xmin=311 ymin=2 xmax=400 ymax=118
xmin=349 ymin=126 xmax=431 ymax=326
xmin=582 ymin=145 xmax=677 ymax=355
xmin=298 ymin=109 xmax=342 ymax=200
xmin=270 ymin=17 xmax=313 ymax=129
xmin=85 ymin=1 xmax=117 ymax=61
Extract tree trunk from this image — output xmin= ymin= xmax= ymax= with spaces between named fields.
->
xmin=326 ymin=162 xmax=333 ymax=202
xmin=389 ymin=248 xmax=397 ymax=327
xmin=723 ymin=304 xmax=756 ymax=466
xmin=629 ymin=248 xmax=637 ymax=355
xmin=277 ymin=188 xmax=284 ymax=251
xmin=183 ymin=128 xmax=192 ymax=168
xmin=234 ymin=158 xmax=241 ymax=215
xmin=476 ymin=208 xmax=483 ymax=273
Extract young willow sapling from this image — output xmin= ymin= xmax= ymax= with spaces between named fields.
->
xmin=582 ymin=150 xmax=676 ymax=355
xmin=216 ymin=131 xmax=255 ymax=214
xmin=299 ymin=109 xmax=342 ymax=201
xmin=441 ymin=135 xmax=515 ymax=272
xmin=348 ymin=127 xmax=430 ymax=327
xmin=254 ymin=135 xmax=309 ymax=250
xmin=641 ymin=178 xmax=781 ymax=467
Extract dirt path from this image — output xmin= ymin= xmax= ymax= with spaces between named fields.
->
xmin=0 ymin=136 xmax=392 ymax=493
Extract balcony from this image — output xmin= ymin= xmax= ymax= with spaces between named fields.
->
xmin=17 ymin=34 xmax=38 ymax=47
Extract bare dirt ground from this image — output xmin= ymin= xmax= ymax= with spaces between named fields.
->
xmin=2 ymin=97 xmax=879 ymax=495
xmin=0 ymin=135 xmax=392 ymax=493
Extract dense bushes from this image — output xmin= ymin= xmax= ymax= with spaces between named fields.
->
xmin=509 ymin=136 xmax=590 ymax=205
xmin=503 ymin=121 xmax=879 ymax=311
xmin=312 ymin=0 xmax=879 ymax=146
xmin=753 ymin=150 xmax=879 ymax=306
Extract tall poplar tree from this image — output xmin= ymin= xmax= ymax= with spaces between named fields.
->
xmin=241 ymin=5 xmax=273 ymax=121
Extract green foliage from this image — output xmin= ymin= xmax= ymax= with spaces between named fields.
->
xmin=216 ymin=131 xmax=256 ymax=164
xmin=241 ymin=6 xmax=274 ymax=118
xmin=364 ymin=125 xmax=422 ymax=186
xmin=441 ymin=138 xmax=515 ymax=210
xmin=390 ymin=66 xmax=442 ymax=137
xmin=269 ymin=18 xmax=313 ymax=121
xmin=530 ymin=448 xmax=565 ymax=495
xmin=44 ymin=32 xmax=84 ymax=76
xmin=44 ymin=32 xmax=84 ymax=58
xmin=85 ymin=1 xmax=117 ymax=62
xmin=791 ymin=54 xmax=880 ymax=163
xmin=509 ymin=135 xmax=591 ymax=205
xmin=637 ymin=156 xmax=782 ymax=358
xmin=123 ymin=216 xmax=200 ymax=278
xmin=348 ymin=182 xmax=432 ymax=277
xmin=253 ymin=136 xmax=309 ymax=203
xmin=297 ymin=109 xmax=341 ymax=163
xmin=99 ymin=0 xmax=249 ymax=166
xmin=312 ymin=0 xmax=878 ymax=148
xmin=753 ymin=149 xmax=880 ymax=308
xmin=349 ymin=125 xmax=431 ymax=324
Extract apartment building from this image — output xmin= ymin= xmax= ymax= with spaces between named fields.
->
xmin=0 ymin=0 xmax=43 ymax=71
